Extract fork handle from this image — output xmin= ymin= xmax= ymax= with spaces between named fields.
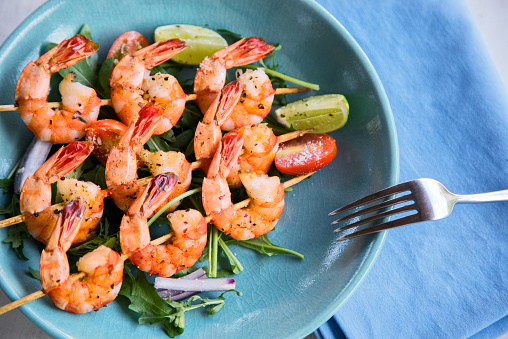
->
xmin=456 ymin=189 xmax=508 ymax=204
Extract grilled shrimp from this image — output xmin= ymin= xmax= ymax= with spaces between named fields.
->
xmin=15 ymin=35 xmax=101 ymax=144
xmin=120 ymin=174 xmax=206 ymax=277
xmin=220 ymin=68 xmax=275 ymax=131
xmin=201 ymin=130 xmax=244 ymax=216
xmin=194 ymin=81 xmax=243 ymax=161
xmin=105 ymin=103 xmax=162 ymax=211
xmin=109 ymin=39 xmax=188 ymax=135
xmin=226 ymin=123 xmax=278 ymax=187
xmin=202 ymin=130 xmax=285 ymax=240
xmin=130 ymin=208 xmax=207 ymax=277
xmin=211 ymin=170 xmax=285 ymax=240
xmin=19 ymin=141 xmax=104 ymax=245
xmin=85 ymin=119 xmax=127 ymax=166
xmin=138 ymin=149 xmax=192 ymax=212
xmin=193 ymin=37 xmax=274 ymax=114
xmin=41 ymin=200 xmax=125 ymax=314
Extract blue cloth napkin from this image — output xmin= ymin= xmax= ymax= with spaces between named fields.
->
xmin=313 ymin=0 xmax=508 ymax=338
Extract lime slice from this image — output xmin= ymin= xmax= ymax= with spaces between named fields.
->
xmin=275 ymin=94 xmax=349 ymax=133
xmin=154 ymin=24 xmax=228 ymax=65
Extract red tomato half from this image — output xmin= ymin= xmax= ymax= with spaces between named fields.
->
xmin=107 ymin=31 xmax=149 ymax=62
xmin=275 ymin=134 xmax=337 ymax=175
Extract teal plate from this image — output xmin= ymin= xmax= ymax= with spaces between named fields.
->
xmin=0 ymin=0 xmax=398 ymax=338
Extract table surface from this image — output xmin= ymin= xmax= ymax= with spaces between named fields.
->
xmin=0 ymin=0 xmax=507 ymax=338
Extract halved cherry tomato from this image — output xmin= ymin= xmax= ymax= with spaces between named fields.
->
xmin=107 ymin=31 xmax=149 ymax=63
xmin=275 ymin=134 xmax=337 ymax=175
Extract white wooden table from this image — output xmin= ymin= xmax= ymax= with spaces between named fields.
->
xmin=0 ymin=0 xmax=507 ymax=338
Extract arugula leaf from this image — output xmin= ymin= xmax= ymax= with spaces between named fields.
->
xmin=46 ymin=25 xmax=104 ymax=97
xmin=3 ymin=222 xmax=31 ymax=261
xmin=216 ymin=28 xmax=245 ymax=40
xmin=176 ymin=105 xmax=202 ymax=129
xmin=169 ymin=129 xmax=194 ymax=151
xmin=120 ymin=269 xmax=175 ymax=316
xmin=0 ymin=178 xmax=13 ymax=193
xmin=79 ymin=162 xmax=107 ymax=190
xmin=28 ymin=267 xmax=40 ymax=281
xmin=98 ymin=58 xmax=114 ymax=99
xmin=218 ymin=237 xmax=243 ymax=274
xmin=1 ymin=194 xmax=30 ymax=260
xmin=120 ymin=268 xmax=241 ymax=338
xmin=225 ymin=234 xmax=304 ymax=259
xmin=79 ymin=24 xmax=99 ymax=73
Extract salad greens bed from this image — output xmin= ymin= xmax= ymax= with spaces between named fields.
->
xmin=0 ymin=24 xmax=317 ymax=337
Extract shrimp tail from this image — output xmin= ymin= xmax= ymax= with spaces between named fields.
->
xmin=128 ymin=173 xmax=179 ymax=217
xmin=117 ymin=103 xmax=162 ymax=150
xmin=121 ymin=174 xmax=178 ymax=255
xmin=211 ymin=81 xmax=244 ymax=125
xmin=208 ymin=129 xmax=244 ymax=179
xmin=218 ymin=37 xmax=275 ymax=69
xmin=34 ymin=141 xmax=94 ymax=183
xmin=202 ymin=130 xmax=244 ymax=215
xmin=41 ymin=199 xmax=86 ymax=291
xmin=54 ymin=199 xmax=86 ymax=252
xmin=135 ymin=39 xmax=187 ymax=69
xmin=195 ymin=81 xmax=243 ymax=160
xmin=40 ymin=34 xmax=99 ymax=73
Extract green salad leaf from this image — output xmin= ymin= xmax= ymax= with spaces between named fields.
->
xmin=120 ymin=268 xmax=240 ymax=338
xmin=225 ymin=234 xmax=304 ymax=259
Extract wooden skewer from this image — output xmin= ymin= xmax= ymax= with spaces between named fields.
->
xmin=0 ymin=230 xmax=174 ymax=316
xmin=0 ymin=290 xmax=46 ymax=315
xmin=0 ymin=172 xmax=314 ymax=315
xmin=0 ymin=127 xmax=311 ymax=230
xmin=0 ymin=202 xmax=67 ymax=229
xmin=0 ymin=87 xmax=310 ymax=112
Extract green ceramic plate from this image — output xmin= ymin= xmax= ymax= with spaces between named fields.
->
xmin=0 ymin=0 xmax=398 ymax=338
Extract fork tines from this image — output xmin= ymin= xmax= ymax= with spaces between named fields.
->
xmin=330 ymin=182 xmax=420 ymax=240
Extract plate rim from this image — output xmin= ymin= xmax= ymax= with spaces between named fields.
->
xmin=0 ymin=0 xmax=400 ymax=337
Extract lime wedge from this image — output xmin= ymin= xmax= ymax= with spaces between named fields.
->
xmin=275 ymin=94 xmax=349 ymax=133
xmin=154 ymin=24 xmax=228 ymax=65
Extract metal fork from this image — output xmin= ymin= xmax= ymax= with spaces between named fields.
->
xmin=329 ymin=178 xmax=508 ymax=241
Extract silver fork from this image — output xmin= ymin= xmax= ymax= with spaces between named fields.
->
xmin=329 ymin=178 xmax=508 ymax=241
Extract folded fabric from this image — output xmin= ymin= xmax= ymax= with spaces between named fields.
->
xmin=314 ymin=0 xmax=508 ymax=338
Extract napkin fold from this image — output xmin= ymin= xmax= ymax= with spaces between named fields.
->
xmin=314 ymin=0 xmax=508 ymax=338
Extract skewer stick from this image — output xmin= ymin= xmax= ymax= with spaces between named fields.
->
xmin=0 ymin=290 xmax=45 ymax=315
xmin=0 ymin=127 xmax=310 ymax=229
xmin=277 ymin=129 xmax=312 ymax=143
xmin=0 ymin=171 xmax=314 ymax=315
xmin=0 ymin=202 xmax=67 ymax=229
xmin=205 ymin=171 xmax=314 ymax=222
xmin=0 ymin=229 xmax=175 ymax=316
xmin=0 ymin=88 xmax=310 ymax=112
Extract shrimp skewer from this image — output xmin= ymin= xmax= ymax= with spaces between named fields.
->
xmin=120 ymin=173 xmax=207 ymax=277
xmin=0 ymin=88 xmax=308 ymax=112
xmin=220 ymin=68 xmax=276 ymax=130
xmin=19 ymin=140 xmax=106 ymax=245
xmin=14 ymin=35 xmax=101 ymax=144
xmin=194 ymin=37 xmax=275 ymax=113
xmin=0 ymin=129 xmax=308 ymax=231
xmin=193 ymin=37 xmax=282 ymax=131
xmin=40 ymin=199 xmax=125 ymax=314
xmin=109 ymin=39 xmax=188 ymax=135
xmin=0 ymin=172 xmax=312 ymax=315
xmin=202 ymin=130 xmax=287 ymax=240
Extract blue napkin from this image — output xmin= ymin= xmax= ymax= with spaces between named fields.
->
xmin=313 ymin=0 xmax=508 ymax=338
